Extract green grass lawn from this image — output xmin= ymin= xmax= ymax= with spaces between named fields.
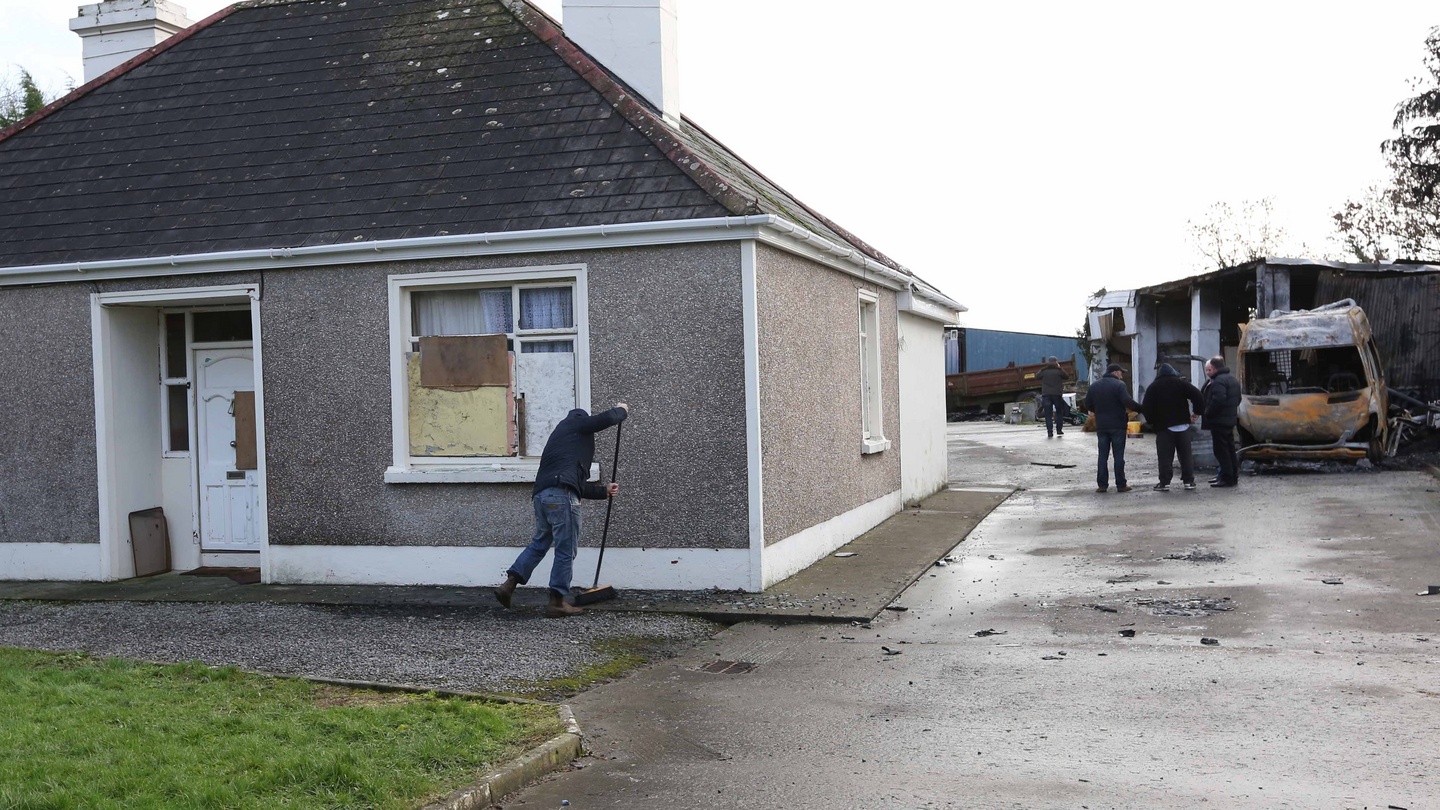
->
xmin=0 ymin=648 xmax=563 ymax=810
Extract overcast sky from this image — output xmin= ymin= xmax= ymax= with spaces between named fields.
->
xmin=4 ymin=1 xmax=1437 ymax=334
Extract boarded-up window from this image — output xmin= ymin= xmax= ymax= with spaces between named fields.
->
xmin=405 ymin=282 xmax=578 ymax=458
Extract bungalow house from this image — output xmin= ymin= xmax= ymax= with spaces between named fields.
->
xmin=0 ymin=0 xmax=963 ymax=591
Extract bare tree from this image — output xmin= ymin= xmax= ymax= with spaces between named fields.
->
xmin=1187 ymin=198 xmax=1290 ymax=270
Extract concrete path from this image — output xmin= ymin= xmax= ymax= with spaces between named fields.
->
xmin=0 ymin=491 xmax=1009 ymax=625
xmin=508 ymin=422 xmax=1440 ymax=809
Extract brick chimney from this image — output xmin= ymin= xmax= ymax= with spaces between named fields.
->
xmin=70 ymin=0 xmax=194 ymax=83
xmin=562 ymin=0 xmax=680 ymax=123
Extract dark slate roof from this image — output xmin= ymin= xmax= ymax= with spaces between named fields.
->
xmin=0 ymin=0 xmax=902 ymax=272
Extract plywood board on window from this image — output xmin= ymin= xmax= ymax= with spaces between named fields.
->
xmin=419 ymin=334 xmax=509 ymax=388
xmin=516 ymin=351 xmax=575 ymax=456
xmin=407 ymin=354 xmax=512 ymax=456
xmin=232 ymin=390 xmax=257 ymax=470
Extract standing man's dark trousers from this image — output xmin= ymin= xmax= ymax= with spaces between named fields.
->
xmin=1211 ymin=426 xmax=1238 ymax=486
xmin=1042 ymin=394 xmax=1068 ymax=437
xmin=1155 ymin=427 xmax=1196 ymax=486
xmin=1095 ymin=428 xmax=1127 ymax=490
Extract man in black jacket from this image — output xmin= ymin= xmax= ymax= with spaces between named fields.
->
xmin=1141 ymin=363 xmax=1205 ymax=491
xmin=1083 ymin=364 xmax=1141 ymax=493
xmin=1202 ymin=357 xmax=1243 ymax=488
xmin=1036 ymin=357 xmax=1069 ymax=438
xmin=495 ymin=403 xmax=629 ymax=617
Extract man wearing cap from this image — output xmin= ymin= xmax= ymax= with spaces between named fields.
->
xmin=1035 ymin=356 xmax=1069 ymax=438
xmin=1141 ymin=363 xmax=1205 ymax=491
xmin=1082 ymin=364 xmax=1141 ymax=492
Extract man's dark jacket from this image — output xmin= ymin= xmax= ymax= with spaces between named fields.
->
xmin=1201 ymin=369 xmax=1243 ymax=429
xmin=1084 ymin=373 xmax=1141 ymax=431
xmin=1142 ymin=368 xmax=1204 ymax=429
xmin=532 ymin=407 xmax=627 ymax=499
xmin=1036 ymin=365 xmax=1067 ymax=396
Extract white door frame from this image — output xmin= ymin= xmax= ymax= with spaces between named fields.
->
xmin=92 ymin=283 xmax=269 ymax=581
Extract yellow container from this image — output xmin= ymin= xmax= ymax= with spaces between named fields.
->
xmin=1126 ymin=421 xmax=1142 ymax=436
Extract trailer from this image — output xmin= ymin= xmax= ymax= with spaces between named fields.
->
xmin=946 ymin=357 xmax=1079 ymax=417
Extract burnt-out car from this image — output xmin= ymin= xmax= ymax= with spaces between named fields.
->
xmin=1236 ymin=299 xmax=1389 ymax=462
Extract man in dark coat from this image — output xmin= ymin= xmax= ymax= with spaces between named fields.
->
xmin=1202 ymin=356 xmax=1243 ymax=488
xmin=1035 ymin=356 xmax=1069 ymax=438
xmin=495 ymin=402 xmax=629 ymax=617
xmin=1082 ymin=363 xmax=1141 ymax=493
xmin=1141 ymin=363 xmax=1205 ymax=491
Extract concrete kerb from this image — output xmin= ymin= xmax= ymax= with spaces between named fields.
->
xmin=421 ymin=704 xmax=583 ymax=810
xmin=292 ymin=676 xmax=585 ymax=810
xmin=166 ymin=667 xmax=584 ymax=810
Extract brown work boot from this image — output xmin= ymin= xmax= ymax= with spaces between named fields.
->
xmin=545 ymin=592 xmax=584 ymax=618
xmin=493 ymin=573 xmax=519 ymax=609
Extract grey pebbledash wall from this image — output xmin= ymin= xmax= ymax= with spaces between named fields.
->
xmin=259 ymin=241 xmax=751 ymax=551
xmin=0 ymin=284 xmax=102 ymax=544
xmin=754 ymin=243 xmax=902 ymax=547
xmin=0 ymin=271 xmax=265 ymax=546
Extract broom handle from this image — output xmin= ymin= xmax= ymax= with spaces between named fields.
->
xmin=592 ymin=421 xmax=622 ymax=589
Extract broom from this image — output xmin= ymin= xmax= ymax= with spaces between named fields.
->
xmin=572 ymin=421 xmax=623 ymax=606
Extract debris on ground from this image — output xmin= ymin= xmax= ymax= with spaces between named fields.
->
xmin=1088 ymin=603 xmax=1120 ymax=613
xmin=833 ymin=552 xmax=857 ymax=558
xmin=884 ymin=605 xmax=909 ymax=612
xmin=1164 ymin=547 xmax=1228 ymax=563
xmin=1106 ymin=574 xmax=1145 ymax=584
xmin=1200 ymin=637 xmax=1220 ymax=646
xmin=880 ymin=646 xmax=903 ymax=656
xmin=1321 ymin=578 xmax=1344 ymax=585
xmin=1118 ymin=629 xmax=1136 ymax=638
xmin=1029 ymin=462 xmax=1078 ymax=469
xmin=973 ymin=629 xmax=1006 ymax=638
xmin=1134 ymin=596 xmax=1235 ymax=616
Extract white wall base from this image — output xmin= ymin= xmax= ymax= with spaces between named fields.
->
xmin=760 ymin=489 xmax=903 ymax=589
xmin=1 ymin=543 xmax=103 ymax=581
xmin=265 ymin=544 xmax=753 ymax=590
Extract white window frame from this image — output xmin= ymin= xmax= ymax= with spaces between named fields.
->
xmin=858 ymin=290 xmax=889 ymax=454
xmin=384 ymin=264 xmax=591 ymax=484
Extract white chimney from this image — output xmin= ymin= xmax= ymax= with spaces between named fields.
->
xmin=562 ymin=0 xmax=679 ymax=122
xmin=70 ymin=0 xmax=194 ymax=83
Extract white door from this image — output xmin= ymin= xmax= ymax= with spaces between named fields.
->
xmin=195 ymin=348 xmax=259 ymax=551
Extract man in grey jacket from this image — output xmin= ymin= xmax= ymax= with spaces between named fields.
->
xmin=1082 ymin=364 xmax=1141 ymax=493
xmin=1202 ymin=356 xmax=1243 ymax=488
xmin=1035 ymin=357 xmax=1069 ymax=438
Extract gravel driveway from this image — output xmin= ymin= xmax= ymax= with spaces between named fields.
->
xmin=0 ymin=600 xmax=721 ymax=695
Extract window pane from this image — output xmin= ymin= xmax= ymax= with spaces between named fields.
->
xmin=164 ymin=313 xmax=186 ymax=378
xmin=413 ymin=288 xmax=511 ymax=336
xmin=519 ymin=287 xmax=573 ymax=330
xmin=167 ymin=384 xmax=189 ymax=452
xmin=521 ymin=340 xmax=574 ymax=354
xmin=192 ymin=310 xmax=252 ymax=342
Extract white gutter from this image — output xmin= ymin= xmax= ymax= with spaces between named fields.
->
xmin=0 ymin=214 xmax=965 ymax=313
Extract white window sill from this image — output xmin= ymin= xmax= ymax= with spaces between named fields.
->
xmin=385 ymin=461 xmax=600 ymax=484
xmin=861 ymin=437 xmax=891 ymax=455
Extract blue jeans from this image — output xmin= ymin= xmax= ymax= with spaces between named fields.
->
xmin=508 ymin=487 xmax=581 ymax=598
xmin=1096 ymin=428 xmax=1127 ymax=489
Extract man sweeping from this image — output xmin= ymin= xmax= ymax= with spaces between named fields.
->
xmin=494 ymin=402 xmax=629 ymax=617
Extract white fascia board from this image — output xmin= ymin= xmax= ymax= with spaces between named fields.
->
xmin=897 ymin=289 xmax=961 ymax=324
xmin=0 ymin=214 xmax=963 ymax=313
xmin=0 ymin=217 xmax=772 ymax=286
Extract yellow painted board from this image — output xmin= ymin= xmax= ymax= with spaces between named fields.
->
xmin=407 ymin=354 xmax=511 ymax=456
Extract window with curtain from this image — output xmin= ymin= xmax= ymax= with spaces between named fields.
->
xmin=402 ymin=280 xmax=579 ymax=460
